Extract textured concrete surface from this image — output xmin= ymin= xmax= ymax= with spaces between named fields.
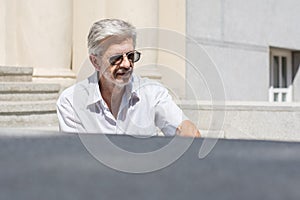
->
xmin=0 ymin=100 xmax=57 ymax=114
xmin=0 ymin=66 xmax=33 ymax=82
xmin=0 ymin=100 xmax=58 ymax=127
xmin=186 ymin=0 xmax=300 ymax=101
xmin=0 ymin=93 xmax=59 ymax=101
xmin=0 ymin=82 xmax=60 ymax=92
xmin=179 ymin=101 xmax=300 ymax=141
xmin=0 ymin=113 xmax=58 ymax=128
xmin=0 ymin=66 xmax=60 ymax=128
xmin=0 ymin=133 xmax=300 ymax=200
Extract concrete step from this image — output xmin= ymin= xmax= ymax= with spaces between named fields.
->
xmin=0 ymin=82 xmax=60 ymax=101
xmin=0 ymin=127 xmax=60 ymax=136
xmin=0 ymin=66 xmax=33 ymax=82
xmin=0 ymin=100 xmax=58 ymax=127
xmin=0 ymin=66 xmax=61 ymax=128
xmin=0 ymin=100 xmax=57 ymax=114
xmin=0 ymin=113 xmax=58 ymax=128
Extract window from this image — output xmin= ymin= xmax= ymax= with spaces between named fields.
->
xmin=269 ymin=48 xmax=292 ymax=102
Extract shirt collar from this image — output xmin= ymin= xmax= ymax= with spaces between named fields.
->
xmin=86 ymin=71 xmax=140 ymax=107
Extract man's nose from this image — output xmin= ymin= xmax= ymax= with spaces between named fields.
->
xmin=119 ymin=54 xmax=131 ymax=68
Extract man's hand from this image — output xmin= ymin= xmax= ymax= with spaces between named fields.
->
xmin=176 ymin=120 xmax=201 ymax=137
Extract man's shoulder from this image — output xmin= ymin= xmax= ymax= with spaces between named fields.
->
xmin=58 ymin=84 xmax=75 ymax=99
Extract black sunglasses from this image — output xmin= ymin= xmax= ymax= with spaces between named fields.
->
xmin=109 ymin=50 xmax=141 ymax=66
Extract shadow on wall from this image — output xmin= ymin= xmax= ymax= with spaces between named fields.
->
xmin=292 ymin=51 xmax=300 ymax=82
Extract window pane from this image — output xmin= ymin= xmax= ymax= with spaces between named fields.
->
xmin=281 ymin=57 xmax=287 ymax=88
xmin=273 ymin=56 xmax=280 ymax=88
xmin=274 ymin=93 xmax=279 ymax=102
xmin=282 ymin=93 xmax=287 ymax=102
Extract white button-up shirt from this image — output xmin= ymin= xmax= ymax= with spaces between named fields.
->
xmin=56 ymin=72 xmax=187 ymax=136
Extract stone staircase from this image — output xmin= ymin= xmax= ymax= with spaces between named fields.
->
xmin=0 ymin=66 xmax=60 ymax=130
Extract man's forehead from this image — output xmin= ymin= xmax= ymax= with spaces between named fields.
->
xmin=104 ymin=38 xmax=134 ymax=55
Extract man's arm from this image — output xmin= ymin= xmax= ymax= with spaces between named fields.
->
xmin=56 ymin=90 xmax=83 ymax=133
xmin=152 ymin=82 xmax=201 ymax=137
xmin=176 ymin=120 xmax=201 ymax=137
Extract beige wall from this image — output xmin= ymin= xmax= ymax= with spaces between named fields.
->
xmin=3 ymin=0 xmax=18 ymax=66
xmin=0 ymin=0 xmax=6 ymax=63
xmin=21 ymin=0 xmax=73 ymax=69
xmin=106 ymin=0 xmax=158 ymax=27
xmin=1 ymin=0 xmax=73 ymax=69
xmin=72 ymin=0 xmax=161 ymax=81
xmin=0 ymin=0 xmax=186 ymax=97
xmin=72 ymin=0 xmax=106 ymax=75
xmin=106 ymin=0 xmax=159 ymax=71
xmin=158 ymin=0 xmax=186 ymax=98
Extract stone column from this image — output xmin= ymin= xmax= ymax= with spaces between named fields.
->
xmin=2 ymin=0 xmax=18 ymax=66
xmin=0 ymin=0 xmax=6 ymax=64
xmin=106 ymin=0 xmax=161 ymax=80
xmin=158 ymin=0 xmax=186 ymax=98
xmin=72 ymin=0 xmax=106 ymax=76
xmin=16 ymin=0 xmax=75 ymax=82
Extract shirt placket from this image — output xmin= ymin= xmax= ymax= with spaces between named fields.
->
xmin=100 ymin=99 xmax=117 ymax=125
xmin=116 ymin=91 xmax=133 ymax=134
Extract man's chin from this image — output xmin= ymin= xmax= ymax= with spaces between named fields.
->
xmin=114 ymin=77 xmax=131 ymax=87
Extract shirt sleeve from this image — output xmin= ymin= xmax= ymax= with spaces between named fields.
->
xmin=56 ymin=91 xmax=83 ymax=133
xmin=153 ymin=86 xmax=188 ymax=136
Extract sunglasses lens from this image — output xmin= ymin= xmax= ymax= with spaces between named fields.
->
xmin=130 ymin=51 xmax=141 ymax=62
xmin=109 ymin=51 xmax=141 ymax=65
xmin=135 ymin=52 xmax=141 ymax=62
xmin=109 ymin=54 xmax=123 ymax=65
xmin=127 ymin=52 xmax=135 ymax=62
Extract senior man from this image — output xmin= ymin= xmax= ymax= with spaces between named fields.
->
xmin=57 ymin=19 xmax=200 ymax=137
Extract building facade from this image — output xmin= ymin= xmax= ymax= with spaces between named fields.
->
xmin=0 ymin=0 xmax=300 ymax=140
xmin=186 ymin=0 xmax=300 ymax=102
xmin=0 ymin=0 xmax=186 ymax=94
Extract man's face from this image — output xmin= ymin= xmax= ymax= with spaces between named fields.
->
xmin=98 ymin=38 xmax=135 ymax=87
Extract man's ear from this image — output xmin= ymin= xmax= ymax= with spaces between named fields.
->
xmin=89 ymin=55 xmax=101 ymax=71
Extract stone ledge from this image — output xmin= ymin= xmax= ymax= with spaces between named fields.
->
xmin=180 ymin=100 xmax=300 ymax=142
xmin=33 ymin=68 xmax=76 ymax=78
xmin=0 ymin=113 xmax=58 ymax=127
xmin=0 ymin=66 xmax=33 ymax=75
xmin=0 ymin=82 xmax=60 ymax=93
xmin=0 ymin=100 xmax=57 ymax=114
xmin=0 ymin=93 xmax=58 ymax=101
xmin=0 ymin=75 xmax=32 ymax=82
xmin=0 ymin=127 xmax=60 ymax=136
xmin=177 ymin=100 xmax=300 ymax=112
xmin=0 ymin=66 xmax=33 ymax=82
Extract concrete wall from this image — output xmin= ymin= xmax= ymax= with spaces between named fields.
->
xmin=186 ymin=0 xmax=300 ymax=101
xmin=180 ymin=101 xmax=300 ymax=141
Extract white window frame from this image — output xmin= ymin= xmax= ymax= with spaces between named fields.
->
xmin=269 ymin=48 xmax=293 ymax=102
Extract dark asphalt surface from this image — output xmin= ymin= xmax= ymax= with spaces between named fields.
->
xmin=0 ymin=133 xmax=300 ymax=200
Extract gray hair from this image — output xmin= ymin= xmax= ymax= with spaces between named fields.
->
xmin=88 ymin=19 xmax=137 ymax=55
